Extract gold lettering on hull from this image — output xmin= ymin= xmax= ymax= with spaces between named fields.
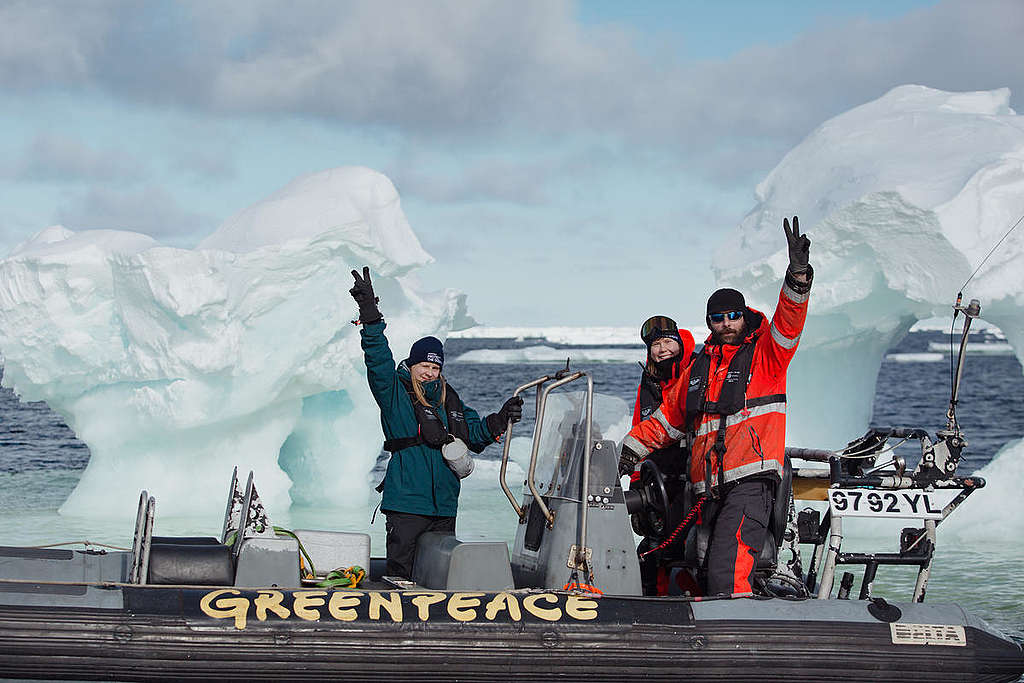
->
xmin=522 ymin=593 xmax=561 ymax=621
xmin=368 ymin=592 xmax=404 ymax=622
xmin=447 ymin=593 xmax=484 ymax=621
xmin=484 ymin=593 xmax=522 ymax=621
xmin=254 ymin=590 xmax=290 ymax=621
xmin=198 ymin=589 xmax=603 ymax=631
xmin=328 ymin=591 xmax=362 ymax=621
xmin=293 ymin=591 xmax=328 ymax=621
xmin=408 ymin=592 xmax=446 ymax=620
xmin=200 ymin=589 xmax=250 ymax=630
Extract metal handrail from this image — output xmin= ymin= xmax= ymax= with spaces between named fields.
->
xmin=526 ymin=371 xmax=585 ymax=527
xmin=498 ymin=376 xmax=552 ymax=519
xmin=575 ymin=374 xmax=595 ymax=573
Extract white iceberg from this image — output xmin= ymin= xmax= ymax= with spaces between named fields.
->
xmin=714 ymin=85 xmax=1024 ymax=448
xmin=0 ymin=167 xmax=470 ymax=516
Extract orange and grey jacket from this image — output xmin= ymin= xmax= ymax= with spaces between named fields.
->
xmin=622 ymin=269 xmax=811 ymax=495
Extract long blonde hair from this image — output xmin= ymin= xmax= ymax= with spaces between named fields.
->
xmin=411 ymin=373 xmax=447 ymax=407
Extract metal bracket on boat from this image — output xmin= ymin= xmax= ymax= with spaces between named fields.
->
xmin=128 ymin=490 xmax=156 ymax=585
xmin=566 ymin=544 xmax=592 ymax=572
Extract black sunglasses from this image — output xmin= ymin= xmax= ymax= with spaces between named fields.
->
xmin=708 ymin=310 xmax=744 ymax=323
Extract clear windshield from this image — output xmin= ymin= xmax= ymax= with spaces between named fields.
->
xmin=508 ymin=389 xmax=630 ymax=496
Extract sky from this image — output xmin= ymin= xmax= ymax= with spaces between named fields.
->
xmin=1 ymin=0 xmax=1022 ymax=326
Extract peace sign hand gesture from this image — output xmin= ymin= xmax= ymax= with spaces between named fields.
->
xmin=783 ymin=216 xmax=810 ymax=274
xmin=350 ymin=266 xmax=382 ymax=324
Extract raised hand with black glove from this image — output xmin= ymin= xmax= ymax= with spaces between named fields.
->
xmin=485 ymin=396 xmax=524 ymax=438
xmin=783 ymin=216 xmax=810 ymax=275
xmin=349 ymin=266 xmax=382 ymax=324
xmin=618 ymin=443 xmax=642 ymax=477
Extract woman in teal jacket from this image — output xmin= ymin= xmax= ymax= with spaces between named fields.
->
xmin=350 ymin=267 xmax=523 ymax=578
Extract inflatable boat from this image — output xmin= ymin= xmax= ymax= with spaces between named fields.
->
xmin=1 ymin=300 xmax=1022 ymax=682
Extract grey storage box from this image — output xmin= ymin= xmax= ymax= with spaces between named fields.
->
xmin=234 ymin=536 xmax=300 ymax=587
xmin=412 ymin=533 xmax=514 ymax=591
xmin=294 ymin=529 xmax=371 ymax=577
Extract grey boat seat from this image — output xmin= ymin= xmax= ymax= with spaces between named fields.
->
xmin=412 ymin=533 xmax=514 ymax=591
xmin=147 ymin=542 xmax=234 ymax=585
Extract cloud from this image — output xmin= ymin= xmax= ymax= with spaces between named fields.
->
xmin=2 ymin=0 xmax=1021 ymax=188
xmin=169 ymin=147 xmax=236 ymax=182
xmin=0 ymin=1 xmax=115 ymax=87
xmin=396 ymin=159 xmax=554 ymax=205
xmin=56 ymin=185 xmax=215 ymax=244
xmin=393 ymin=144 xmax=622 ymax=204
xmin=10 ymin=133 xmax=143 ymax=182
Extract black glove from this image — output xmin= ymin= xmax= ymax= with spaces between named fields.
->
xmin=784 ymin=216 xmax=810 ymax=274
xmin=485 ymin=396 xmax=523 ymax=437
xmin=618 ymin=443 xmax=642 ymax=477
xmin=349 ymin=266 xmax=382 ymax=324
xmin=499 ymin=396 xmax=523 ymax=424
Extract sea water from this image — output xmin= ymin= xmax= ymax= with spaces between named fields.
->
xmin=1 ymin=330 xmax=1022 ymax=644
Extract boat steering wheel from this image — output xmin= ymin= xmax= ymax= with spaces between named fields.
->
xmin=631 ymin=459 xmax=672 ymax=542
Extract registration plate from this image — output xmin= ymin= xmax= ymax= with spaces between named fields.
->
xmin=828 ymin=488 xmax=960 ymax=519
xmin=890 ymin=623 xmax=966 ymax=647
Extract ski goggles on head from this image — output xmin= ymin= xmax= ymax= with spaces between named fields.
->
xmin=640 ymin=315 xmax=680 ymax=346
xmin=707 ymin=310 xmax=744 ymax=323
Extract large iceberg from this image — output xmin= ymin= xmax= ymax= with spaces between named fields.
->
xmin=715 ymin=86 xmax=1024 ymax=535
xmin=0 ymin=167 xmax=471 ymax=516
xmin=715 ymin=85 xmax=1024 ymax=448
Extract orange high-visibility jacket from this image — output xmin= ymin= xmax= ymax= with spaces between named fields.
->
xmin=622 ymin=274 xmax=811 ymax=494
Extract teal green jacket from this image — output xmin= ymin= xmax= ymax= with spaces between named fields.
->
xmin=360 ymin=320 xmax=497 ymax=517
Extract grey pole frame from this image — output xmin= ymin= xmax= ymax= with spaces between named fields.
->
xmin=816 ymin=514 xmax=843 ymax=599
xmin=525 ymin=371 xmax=585 ymax=528
xmin=574 ymin=374 xmax=596 ymax=574
xmin=499 ymin=375 xmax=552 ymax=520
xmin=911 ymin=519 xmax=937 ymax=602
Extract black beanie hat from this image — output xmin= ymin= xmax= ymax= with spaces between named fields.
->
xmin=706 ymin=288 xmax=746 ymax=316
xmin=408 ymin=336 xmax=444 ymax=368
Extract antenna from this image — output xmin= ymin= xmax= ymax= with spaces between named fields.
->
xmin=946 ymin=298 xmax=981 ymax=434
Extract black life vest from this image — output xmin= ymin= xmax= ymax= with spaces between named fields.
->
xmin=684 ymin=340 xmax=757 ymax=421
xmin=684 ymin=340 xmax=757 ymax=498
xmin=636 ymin=370 xmax=664 ymax=421
xmin=382 ymin=376 xmax=473 ymax=453
xmin=635 ymin=366 xmax=688 ymax=481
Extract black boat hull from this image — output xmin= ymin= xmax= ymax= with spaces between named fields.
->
xmin=0 ymin=585 xmax=1020 ymax=682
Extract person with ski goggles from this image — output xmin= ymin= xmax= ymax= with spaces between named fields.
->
xmin=629 ymin=316 xmax=695 ymax=594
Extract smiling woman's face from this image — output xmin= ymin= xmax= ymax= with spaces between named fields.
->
xmin=411 ymin=362 xmax=441 ymax=382
xmin=649 ymin=337 xmax=681 ymax=362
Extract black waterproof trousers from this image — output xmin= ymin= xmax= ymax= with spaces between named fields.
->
xmin=701 ymin=478 xmax=774 ymax=595
xmin=383 ymin=510 xmax=456 ymax=579
xmin=637 ymin=487 xmax=690 ymax=595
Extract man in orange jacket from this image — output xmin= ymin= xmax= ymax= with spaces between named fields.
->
xmin=618 ymin=217 xmax=811 ymax=596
